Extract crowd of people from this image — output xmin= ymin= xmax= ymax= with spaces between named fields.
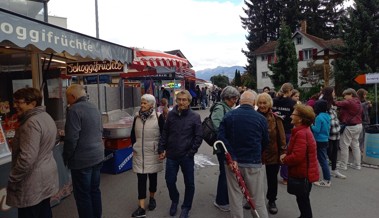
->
xmin=6 ymin=82 xmax=371 ymax=218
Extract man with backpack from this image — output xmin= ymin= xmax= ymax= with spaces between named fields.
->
xmin=209 ymin=86 xmax=240 ymax=212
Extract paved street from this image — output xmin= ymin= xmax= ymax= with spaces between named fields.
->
xmin=52 ymin=107 xmax=379 ymax=218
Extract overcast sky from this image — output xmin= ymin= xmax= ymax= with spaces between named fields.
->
xmin=48 ymin=0 xmax=354 ymax=71
xmin=48 ymin=0 xmax=247 ymax=71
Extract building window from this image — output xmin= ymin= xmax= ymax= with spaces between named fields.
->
xmin=303 ymin=49 xmax=312 ymax=60
xmin=296 ymin=37 xmax=302 ymax=45
xmin=261 ymin=55 xmax=268 ymax=61
xmin=262 ymin=71 xmax=269 ymax=78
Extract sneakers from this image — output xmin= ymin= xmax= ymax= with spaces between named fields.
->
xmin=169 ymin=202 xmax=178 ymax=216
xmin=179 ymin=207 xmax=190 ymax=218
xmin=243 ymin=202 xmax=251 ymax=210
xmin=331 ymin=170 xmax=347 ymax=179
xmin=131 ymin=207 xmax=146 ymax=218
xmin=213 ymin=201 xmax=230 ymax=212
xmin=349 ymin=164 xmax=362 ymax=170
xmin=148 ymin=197 xmax=156 ymax=211
xmin=314 ymin=180 xmax=331 ymax=187
xmin=268 ymin=201 xmax=278 ymax=214
xmin=337 ymin=162 xmax=348 ymax=171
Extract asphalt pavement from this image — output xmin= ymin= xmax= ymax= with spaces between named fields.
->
xmin=52 ymin=107 xmax=379 ymax=218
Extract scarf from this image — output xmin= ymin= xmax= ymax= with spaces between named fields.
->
xmin=19 ymin=106 xmax=45 ymax=125
xmin=139 ymin=107 xmax=154 ymax=123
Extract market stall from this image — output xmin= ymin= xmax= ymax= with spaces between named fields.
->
xmin=126 ymin=48 xmax=196 ymax=106
xmin=0 ymin=7 xmax=133 ymax=216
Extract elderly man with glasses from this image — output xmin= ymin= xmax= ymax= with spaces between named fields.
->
xmin=158 ymin=90 xmax=203 ymax=218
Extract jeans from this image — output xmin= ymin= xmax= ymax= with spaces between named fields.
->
xmin=18 ymin=198 xmax=52 ymax=218
xmin=296 ymin=182 xmax=313 ymax=218
xmin=71 ymin=162 xmax=103 ymax=218
xmin=317 ymin=141 xmax=331 ymax=181
xmin=215 ymin=152 xmax=229 ymax=205
xmin=165 ymin=156 xmax=195 ymax=209
xmin=265 ymin=164 xmax=280 ymax=202
xmin=280 ymin=133 xmax=291 ymax=180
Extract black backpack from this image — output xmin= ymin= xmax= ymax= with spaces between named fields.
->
xmin=202 ymin=103 xmax=226 ymax=147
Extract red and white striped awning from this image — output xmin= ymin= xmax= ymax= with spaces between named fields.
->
xmin=132 ymin=48 xmax=189 ymax=68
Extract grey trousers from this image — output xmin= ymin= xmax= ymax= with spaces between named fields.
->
xmin=225 ymin=165 xmax=268 ymax=218
xmin=340 ymin=124 xmax=362 ymax=167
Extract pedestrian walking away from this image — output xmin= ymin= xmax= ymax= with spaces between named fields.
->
xmin=214 ymin=140 xmax=260 ymax=218
xmin=211 ymin=86 xmax=240 ymax=212
xmin=64 ymin=84 xmax=104 ymax=218
xmin=335 ymin=88 xmax=363 ymax=171
xmin=218 ymin=90 xmax=269 ymax=218
xmin=272 ymin=83 xmax=296 ymax=185
xmin=312 ymin=99 xmax=332 ymax=188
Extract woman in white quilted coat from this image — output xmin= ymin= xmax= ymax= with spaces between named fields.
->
xmin=130 ymin=94 xmax=164 ymax=218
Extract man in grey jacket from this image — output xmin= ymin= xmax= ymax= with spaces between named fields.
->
xmin=64 ymin=84 xmax=104 ymax=218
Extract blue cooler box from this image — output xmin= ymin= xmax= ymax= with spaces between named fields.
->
xmin=101 ymin=146 xmax=133 ymax=174
xmin=364 ymin=125 xmax=379 ymax=165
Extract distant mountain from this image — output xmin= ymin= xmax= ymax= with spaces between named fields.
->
xmin=196 ymin=66 xmax=245 ymax=81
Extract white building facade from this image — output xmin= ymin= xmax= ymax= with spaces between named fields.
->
xmin=254 ymin=22 xmax=343 ymax=91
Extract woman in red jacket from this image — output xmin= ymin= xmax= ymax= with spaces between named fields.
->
xmin=280 ymin=104 xmax=319 ymax=218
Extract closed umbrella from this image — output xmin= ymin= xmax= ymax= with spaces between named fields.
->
xmin=214 ymin=140 xmax=260 ymax=218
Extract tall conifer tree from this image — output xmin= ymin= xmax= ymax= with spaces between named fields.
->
xmin=269 ymin=22 xmax=298 ymax=89
xmin=334 ymin=0 xmax=379 ymax=93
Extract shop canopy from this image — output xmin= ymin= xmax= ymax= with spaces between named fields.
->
xmin=0 ymin=8 xmax=133 ymax=63
xmin=131 ymin=47 xmax=189 ymax=70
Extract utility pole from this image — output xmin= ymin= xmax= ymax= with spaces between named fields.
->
xmin=312 ymin=49 xmax=339 ymax=87
xmin=95 ymin=0 xmax=99 ymax=38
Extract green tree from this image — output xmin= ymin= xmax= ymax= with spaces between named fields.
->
xmin=241 ymin=0 xmax=345 ymax=89
xmin=241 ymin=72 xmax=256 ymax=89
xmin=268 ymin=22 xmax=298 ymax=89
xmin=241 ymin=0 xmax=281 ymax=90
xmin=233 ymin=70 xmax=242 ymax=87
xmin=210 ymin=74 xmax=230 ymax=88
xmin=334 ymin=0 xmax=379 ymax=94
xmin=282 ymin=0 xmax=345 ymax=39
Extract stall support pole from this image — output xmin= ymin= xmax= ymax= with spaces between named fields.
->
xmin=97 ymin=74 xmax=101 ymax=110
xmin=31 ymin=53 xmax=42 ymax=89
xmin=376 ymin=83 xmax=378 ymax=124
xmin=121 ymin=78 xmax=125 ymax=110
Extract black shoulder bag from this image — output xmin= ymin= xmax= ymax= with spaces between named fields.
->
xmin=287 ymin=133 xmax=310 ymax=195
xmin=202 ymin=103 xmax=226 ymax=147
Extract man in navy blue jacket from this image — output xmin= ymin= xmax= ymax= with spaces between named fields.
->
xmin=158 ymin=90 xmax=203 ymax=218
xmin=218 ymin=90 xmax=269 ymax=218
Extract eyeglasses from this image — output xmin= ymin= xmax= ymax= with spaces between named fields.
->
xmin=176 ymin=98 xmax=188 ymax=102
